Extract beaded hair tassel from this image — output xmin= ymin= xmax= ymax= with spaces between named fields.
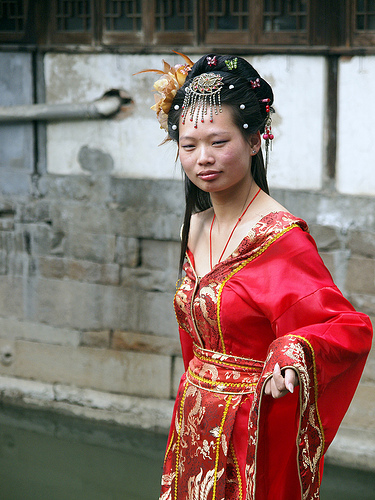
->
xmin=181 ymin=73 xmax=224 ymax=128
xmin=260 ymin=98 xmax=274 ymax=169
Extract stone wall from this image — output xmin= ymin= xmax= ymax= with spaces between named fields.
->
xmin=0 ymin=176 xmax=373 ymax=444
xmin=0 ymin=175 xmax=184 ymax=399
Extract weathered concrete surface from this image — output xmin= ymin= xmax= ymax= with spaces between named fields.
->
xmin=0 ymin=375 xmax=174 ymax=433
xmin=0 ymin=338 xmax=173 ymax=399
xmin=326 ymin=382 xmax=375 ymax=471
xmin=0 ymin=52 xmax=34 ymax=195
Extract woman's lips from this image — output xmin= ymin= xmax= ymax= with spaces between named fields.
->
xmin=198 ymin=170 xmax=221 ymax=181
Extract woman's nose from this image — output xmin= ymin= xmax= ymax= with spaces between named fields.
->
xmin=197 ymin=146 xmax=214 ymax=164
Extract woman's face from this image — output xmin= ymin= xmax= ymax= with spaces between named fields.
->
xmin=178 ymin=105 xmax=260 ymax=195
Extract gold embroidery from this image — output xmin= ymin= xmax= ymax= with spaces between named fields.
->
xmin=174 ymin=382 xmax=189 ymax=500
xmin=164 ymin=430 xmax=175 ymax=465
xmin=194 ymin=349 xmax=263 ymax=372
xmin=212 ymin=395 xmax=232 ymax=500
xmin=292 ymin=334 xmax=325 ymax=479
xmin=230 ymin=441 xmax=243 ymax=499
xmin=188 ymin=366 xmax=257 ymax=391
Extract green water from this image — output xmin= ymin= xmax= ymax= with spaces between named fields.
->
xmin=0 ymin=404 xmax=373 ymax=499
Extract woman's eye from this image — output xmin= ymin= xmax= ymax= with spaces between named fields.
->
xmin=213 ymin=140 xmax=227 ymax=146
xmin=182 ymin=144 xmax=195 ymax=150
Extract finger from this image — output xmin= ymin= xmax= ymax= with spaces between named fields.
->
xmin=264 ymin=378 xmax=271 ymax=395
xmin=273 ymin=363 xmax=287 ymax=392
xmin=265 ymin=375 xmax=282 ymax=397
xmin=271 ymin=379 xmax=288 ymax=398
xmin=284 ymin=368 xmax=298 ymax=393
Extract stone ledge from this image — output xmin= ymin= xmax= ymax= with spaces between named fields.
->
xmin=326 ymin=427 xmax=375 ymax=471
xmin=0 ymin=375 xmax=174 ymax=434
xmin=0 ymin=339 xmax=172 ymax=398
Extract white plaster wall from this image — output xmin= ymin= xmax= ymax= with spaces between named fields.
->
xmin=45 ymin=53 xmax=326 ymax=190
xmin=45 ymin=53 xmax=180 ymax=178
xmin=248 ymin=55 xmax=325 ymax=191
xmin=337 ymin=56 xmax=375 ymax=195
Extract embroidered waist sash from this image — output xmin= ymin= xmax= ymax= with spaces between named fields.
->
xmin=187 ymin=344 xmax=264 ymax=394
xmin=161 ymin=345 xmax=265 ymax=499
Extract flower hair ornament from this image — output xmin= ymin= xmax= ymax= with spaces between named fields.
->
xmin=134 ymin=51 xmax=194 ymax=132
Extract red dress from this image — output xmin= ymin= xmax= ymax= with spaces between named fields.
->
xmin=160 ymin=212 xmax=372 ymax=500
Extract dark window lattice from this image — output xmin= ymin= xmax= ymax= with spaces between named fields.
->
xmin=356 ymin=0 xmax=375 ymax=30
xmin=207 ymin=0 xmax=249 ymax=31
xmin=0 ymin=0 xmax=25 ymax=32
xmin=104 ymin=0 xmax=142 ymax=31
xmin=154 ymin=0 xmax=194 ymax=32
xmin=56 ymin=0 xmax=92 ymax=32
xmin=263 ymin=0 xmax=308 ymax=32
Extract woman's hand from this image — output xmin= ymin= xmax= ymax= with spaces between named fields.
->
xmin=264 ymin=363 xmax=298 ymax=399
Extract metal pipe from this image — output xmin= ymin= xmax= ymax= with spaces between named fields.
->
xmin=0 ymin=89 xmax=133 ymax=123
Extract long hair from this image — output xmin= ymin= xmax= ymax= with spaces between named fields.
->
xmin=166 ymin=54 xmax=274 ymax=274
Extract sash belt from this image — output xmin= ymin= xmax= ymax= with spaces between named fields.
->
xmin=186 ymin=344 xmax=264 ymax=395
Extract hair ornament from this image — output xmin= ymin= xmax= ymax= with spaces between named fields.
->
xmin=174 ymin=104 xmax=180 ymax=110
xmin=229 ymin=84 xmax=234 ymax=89
xmin=181 ymin=73 xmax=224 ymax=128
xmin=206 ymin=56 xmax=217 ymax=66
xmin=172 ymin=124 xmax=177 ymax=130
xmin=262 ymin=108 xmax=274 ymax=169
xmin=225 ymin=58 xmax=238 ymax=70
xmin=134 ymin=51 xmax=194 ymax=132
xmin=243 ymin=123 xmax=249 ymax=129
xmin=240 ymin=104 xmax=246 ymax=109
xmin=250 ymin=78 xmax=261 ymax=89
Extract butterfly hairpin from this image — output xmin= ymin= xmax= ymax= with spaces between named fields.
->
xmin=225 ymin=58 xmax=238 ymax=70
xmin=250 ymin=78 xmax=261 ymax=89
xmin=206 ymin=56 xmax=217 ymax=66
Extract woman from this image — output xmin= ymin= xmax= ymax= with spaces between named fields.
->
xmin=139 ymin=54 xmax=373 ymax=500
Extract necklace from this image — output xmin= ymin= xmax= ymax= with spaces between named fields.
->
xmin=209 ymin=187 xmax=261 ymax=270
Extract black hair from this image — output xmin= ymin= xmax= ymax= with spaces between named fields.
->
xmin=167 ymin=54 xmax=274 ymax=274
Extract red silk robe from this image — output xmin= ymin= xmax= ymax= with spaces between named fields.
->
xmin=160 ymin=212 xmax=372 ymax=500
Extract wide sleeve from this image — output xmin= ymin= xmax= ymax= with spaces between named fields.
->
xmin=246 ymin=226 xmax=372 ymax=499
xmin=254 ymin=227 xmax=373 ymax=447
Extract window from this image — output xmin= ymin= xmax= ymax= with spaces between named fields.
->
xmin=1 ymin=1 xmax=375 ymax=52
xmin=352 ymin=0 xmax=375 ymax=46
xmin=102 ymin=1 xmax=144 ymax=45
xmin=204 ymin=0 xmax=253 ymax=45
xmin=260 ymin=0 xmax=309 ymax=44
xmin=49 ymin=0 xmax=94 ymax=44
xmin=0 ymin=0 xmax=29 ymax=42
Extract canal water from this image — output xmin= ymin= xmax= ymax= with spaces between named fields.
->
xmin=0 ymin=404 xmax=374 ymax=499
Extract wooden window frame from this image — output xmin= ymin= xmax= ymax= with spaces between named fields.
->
xmin=47 ymin=0 xmax=95 ymax=45
xmin=101 ymin=0 xmax=148 ymax=46
xmin=350 ymin=0 xmax=375 ymax=47
xmin=149 ymin=0 xmax=196 ymax=46
xmin=256 ymin=0 xmax=310 ymax=46
xmin=2 ymin=1 xmax=375 ymax=53
xmin=0 ymin=0 xmax=32 ymax=43
xmin=201 ymin=0 xmax=256 ymax=46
